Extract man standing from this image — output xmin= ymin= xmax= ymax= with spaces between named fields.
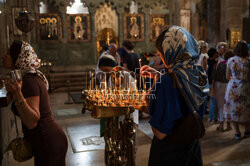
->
xmin=96 ymin=43 xmax=120 ymax=72
xmin=117 ymin=41 xmax=140 ymax=74
xmin=96 ymin=43 xmax=120 ymax=82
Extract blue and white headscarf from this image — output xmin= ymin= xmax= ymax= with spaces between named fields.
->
xmin=156 ymin=26 xmax=209 ymax=112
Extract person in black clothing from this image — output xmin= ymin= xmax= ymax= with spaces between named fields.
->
xmin=207 ymin=48 xmax=219 ymax=121
xmin=117 ymin=40 xmax=140 ymax=74
xmin=207 ymin=48 xmax=219 ymax=84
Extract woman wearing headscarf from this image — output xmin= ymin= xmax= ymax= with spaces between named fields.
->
xmin=140 ymin=26 xmax=209 ymax=166
xmin=2 ymin=40 xmax=68 ymax=166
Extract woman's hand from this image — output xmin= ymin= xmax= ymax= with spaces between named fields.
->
xmin=140 ymin=65 xmax=161 ymax=78
xmin=5 ymin=77 xmax=22 ymax=99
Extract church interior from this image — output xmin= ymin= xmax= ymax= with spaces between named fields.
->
xmin=0 ymin=0 xmax=250 ymax=166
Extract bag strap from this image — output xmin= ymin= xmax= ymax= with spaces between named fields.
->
xmin=14 ymin=115 xmax=20 ymax=138
xmin=169 ymin=72 xmax=196 ymax=113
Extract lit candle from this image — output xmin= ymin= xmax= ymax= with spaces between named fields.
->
xmin=142 ymin=76 xmax=145 ymax=91
xmin=89 ymin=71 xmax=91 ymax=90
xmin=104 ymin=74 xmax=107 ymax=91
xmin=96 ymin=85 xmax=98 ymax=97
xmin=91 ymin=73 xmax=94 ymax=91
xmin=135 ymin=79 xmax=138 ymax=100
xmin=139 ymin=59 xmax=142 ymax=90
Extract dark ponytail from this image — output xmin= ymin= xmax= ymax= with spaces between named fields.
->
xmin=10 ymin=40 xmax=22 ymax=66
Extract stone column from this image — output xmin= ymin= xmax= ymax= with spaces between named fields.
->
xmin=30 ymin=0 xmax=39 ymax=44
xmin=168 ymin=0 xmax=174 ymax=25
xmin=117 ymin=7 xmax=124 ymax=47
xmin=61 ymin=13 xmax=67 ymax=43
xmin=242 ymin=0 xmax=249 ymax=17
xmin=89 ymin=7 xmax=97 ymax=63
xmin=207 ymin=0 xmax=215 ymax=45
xmin=190 ymin=0 xmax=197 ymax=37
xmin=226 ymin=0 xmax=243 ymax=47
xmin=174 ymin=0 xmax=181 ymax=25
xmin=144 ymin=7 xmax=150 ymax=52
xmin=58 ymin=4 xmax=67 ymax=43
xmin=220 ymin=0 xmax=227 ymax=42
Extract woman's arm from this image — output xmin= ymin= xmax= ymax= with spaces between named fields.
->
xmin=151 ymin=126 xmax=167 ymax=140
xmin=140 ymin=65 xmax=162 ymax=79
xmin=152 ymin=57 xmax=165 ymax=71
xmin=5 ymin=78 xmax=40 ymax=129
xmin=202 ymin=57 xmax=208 ymax=72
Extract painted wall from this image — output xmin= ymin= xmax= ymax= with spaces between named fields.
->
xmin=3 ymin=0 xmax=173 ymax=70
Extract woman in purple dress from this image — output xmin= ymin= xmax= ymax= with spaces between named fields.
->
xmin=2 ymin=40 xmax=68 ymax=166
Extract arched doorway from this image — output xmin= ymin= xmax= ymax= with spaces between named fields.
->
xmin=97 ymin=28 xmax=118 ymax=57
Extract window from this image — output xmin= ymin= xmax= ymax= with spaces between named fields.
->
xmin=130 ymin=1 xmax=138 ymax=14
xmin=66 ymin=0 xmax=89 ymax=14
xmin=39 ymin=2 xmax=48 ymax=14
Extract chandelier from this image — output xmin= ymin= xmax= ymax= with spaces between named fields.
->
xmin=15 ymin=0 xmax=35 ymax=33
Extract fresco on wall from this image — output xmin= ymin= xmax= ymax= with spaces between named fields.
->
xmin=230 ymin=29 xmax=241 ymax=48
xmin=67 ymin=14 xmax=90 ymax=42
xmin=95 ymin=3 xmax=118 ymax=37
xmin=37 ymin=14 xmax=62 ymax=42
xmin=123 ymin=14 xmax=144 ymax=42
xmin=150 ymin=15 xmax=169 ymax=41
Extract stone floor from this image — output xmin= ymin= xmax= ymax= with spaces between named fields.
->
xmin=6 ymin=92 xmax=250 ymax=166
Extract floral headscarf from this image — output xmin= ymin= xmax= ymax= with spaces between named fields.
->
xmin=156 ymin=26 xmax=209 ymax=112
xmin=15 ymin=41 xmax=49 ymax=90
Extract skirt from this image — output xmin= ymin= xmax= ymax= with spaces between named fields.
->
xmin=148 ymin=136 xmax=203 ymax=166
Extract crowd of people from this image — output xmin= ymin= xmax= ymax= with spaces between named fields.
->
xmin=195 ymin=41 xmax=250 ymax=140
xmin=1 ymin=25 xmax=249 ymax=166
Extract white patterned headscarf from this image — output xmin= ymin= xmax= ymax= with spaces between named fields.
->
xmin=156 ymin=26 xmax=209 ymax=112
xmin=15 ymin=41 xmax=49 ymax=90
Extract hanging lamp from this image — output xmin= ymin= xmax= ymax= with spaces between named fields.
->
xmin=15 ymin=0 xmax=35 ymax=33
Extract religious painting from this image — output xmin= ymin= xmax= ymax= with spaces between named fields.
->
xmin=36 ymin=14 xmax=62 ymax=42
xmin=123 ymin=14 xmax=144 ymax=42
xmin=180 ymin=9 xmax=191 ymax=32
xmin=12 ymin=7 xmax=24 ymax=36
xmin=67 ymin=14 xmax=91 ymax=42
xmin=230 ymin=29 xmax=241 ymax=48
xmin=150 ymin=15 xmax=169 ymax=41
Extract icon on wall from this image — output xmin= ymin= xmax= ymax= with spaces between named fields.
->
xmin=123 ymin=14 xmax=144 ymax=42
xmin=36 ymin=14 xmax=62 ymax=42
xmin=150 ymin=15 xmax=169 ymax=41
xmin=67 ymin=14 xmax=91 ymax=42
xmin=230 ymin=29 xmax=241 ymax=48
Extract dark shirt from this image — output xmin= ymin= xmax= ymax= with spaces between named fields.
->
xmin=213 ymin=60 xmax=228 ymax=83
xmin=123 ymin=52 xmax=140 ymax=73
xmin=207 ymin=59 xmax=217 ymax=84
xmin=117 ymin=47 xmax=127 ymax=66
xmin=13 ymin=73 xmax=68 ymax=166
